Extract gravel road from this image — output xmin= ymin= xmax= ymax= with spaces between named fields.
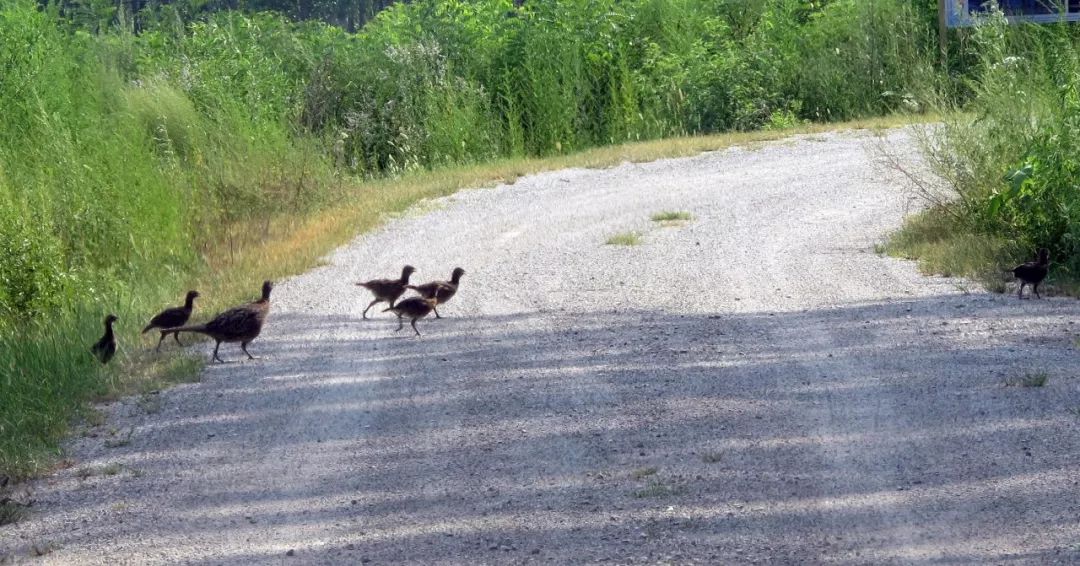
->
xmin=3 ymin=130 xmax=1079 ymax=565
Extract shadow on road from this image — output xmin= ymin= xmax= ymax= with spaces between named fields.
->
xmin=8 ymin=294 xmax=1080 ymax=564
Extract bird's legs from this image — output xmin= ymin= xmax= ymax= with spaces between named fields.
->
xmin=363 ymin=299 xmax=381 ymax=319
xmin=212 ymin=341 xmax=225 ymax=363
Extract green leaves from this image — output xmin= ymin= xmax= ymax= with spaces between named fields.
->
xmin=987 ymin=161 xmax=1035 ymax=218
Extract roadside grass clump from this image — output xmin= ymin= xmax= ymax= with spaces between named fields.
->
xmin=606 ymin=231 xmax=644 ymax=246
xmin=1006 ymin=372 xmax=1049 ymax=388
xmin=883 ymin=210 xmax=1017 ymax=291
xmin=632 ymin=477 xmax=687 ymax=498
xmin=0 ymin=501 xmax=28 ymax=527
xmin=700 ymin=451 xmax=723 ymax=464
xmin=74 ymin=462 xmax=123 ymax=479
xmin=103 ymin=428 xmax=134 ymax=449
xmin=651 ymin=211 xmax=693 ymax=224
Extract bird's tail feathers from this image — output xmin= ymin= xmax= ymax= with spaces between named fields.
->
xmin=160 ymin=323 xmax=207 ymax=337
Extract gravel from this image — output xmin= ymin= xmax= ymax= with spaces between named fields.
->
xmin=2 ymin=129 xmax=1079 ymax=565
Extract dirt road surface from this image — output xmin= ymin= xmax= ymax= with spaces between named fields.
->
xmin=3 ymin=130 xmax=1079 ymax=564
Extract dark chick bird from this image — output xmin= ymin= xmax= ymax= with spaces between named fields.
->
xmin=1012 ymin=248 xmax=1050 ymax=299
xmin=384 ymin=295 xmax=438 ymax=336
xmin=90 ymin=314 xmax=118 ymax=364
xmin=356 ymin=265 xmax=416 ymax=319
xmin=161 ymin=281 xmax=272 ymax=363
xmin=407 ymin=267 xmax=465 ymax=319
xmin=143 ymin=290 xmax=200 ymax=351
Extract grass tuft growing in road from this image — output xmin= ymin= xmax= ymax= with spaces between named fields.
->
xmin=1006 ymin=372 xmax=1049 ymax=388
xmin=606 ymin=231 xmax=643 ymax=246
xmin=0 ymin=501 xmax=28 ymax=526
xmin=700 ymin=451 xmax=723 ymax=463
xmin=651 ymin=211 xmax=693 ymax=224
xmin=632 ymin=477 xmax=686 ymax=498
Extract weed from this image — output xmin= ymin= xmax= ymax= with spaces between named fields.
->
xmin=136 ymin=394 xmax=163 ymax=415
xmin=606 ymin=231 xmax=643 ymax=246
xmin=632 ymin=477 xmax=686 ymax=498
xmin=0 ymin=501 xmax=28 ymax=526
xmin=82 ymin=409 xmax=107 ymax=428
xmin=104 ymin=428 xmax=134 ymax=449
xmin=75 ymin=462 xmax=123 ymax=479
xmin=651 ymin=211 xmax=693 ymax=224
xmin=700 ymin=451 xmax=723 ymax=464
xmin=1006 ymin=373 xmax=1049 ymax=388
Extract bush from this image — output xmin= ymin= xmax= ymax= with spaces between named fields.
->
xmin=912 ymin=9 xmax=1080 ymax=278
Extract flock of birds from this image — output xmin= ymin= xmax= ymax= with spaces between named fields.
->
xmin=89 ymin=266 xmax=465 ymax=365
xmin=89 ymin=247 xmax=1049 ymax=367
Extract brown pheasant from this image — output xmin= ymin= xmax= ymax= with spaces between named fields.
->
xmin=161 ymin=281 xmax=272 ymax=363
xmin=383 ymin=295 xmax=438 ymax=336
xmin=142 ymin=290 xmax=199 ymax=351
xmin=356 ymin=265 xmax=416 ymax=319
xmin=407 ymin=267 xmax=465 ymax=319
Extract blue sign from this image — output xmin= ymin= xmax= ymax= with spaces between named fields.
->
xmin=945 ymin=0 xmax=1080 ymax=27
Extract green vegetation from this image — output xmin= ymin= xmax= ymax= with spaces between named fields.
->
xmin=889 ymin=8 xmax=1080 ymax=286
xmin=632 ymin=476 xmax=687 ymax=498
xmin=700 ymin=451 xmax=723 ymax=464
xmin=606 ymin=232 xmax=644 ymax=247
xmin=651 ymin=211 xmax=693 ymax=223
xmin=0 ymin=501 xmax=29 ymax=527
xmin=1006 ymin=372 xmax=1049 ymax=388
xmin=0 ymin=0 xmax=940 ymax=478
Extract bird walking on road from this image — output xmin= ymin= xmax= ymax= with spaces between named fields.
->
xmin=91 ymin=314 xmax=118 ymax=364
xmin=356 ymin=265 xmax=416 ymax=319
xmin=407 ymin=267 xmax=464 ymax=318
xmin=1011 ymin=248 xmax=1049 ymax=299
xmin=384 ymin=295 xmax=438 ymax=336
xmin=143 ymin=290 xmax=200 ymax=351
xmin=161 ymin=281 xmax=272 ymax=363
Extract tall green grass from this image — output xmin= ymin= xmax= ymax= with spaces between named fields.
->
xmin=0 ymin=0 xmax=939 ymax=477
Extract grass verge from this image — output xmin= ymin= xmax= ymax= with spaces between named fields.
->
xmin=881 ymin=209 xmax=1018 ymax=294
